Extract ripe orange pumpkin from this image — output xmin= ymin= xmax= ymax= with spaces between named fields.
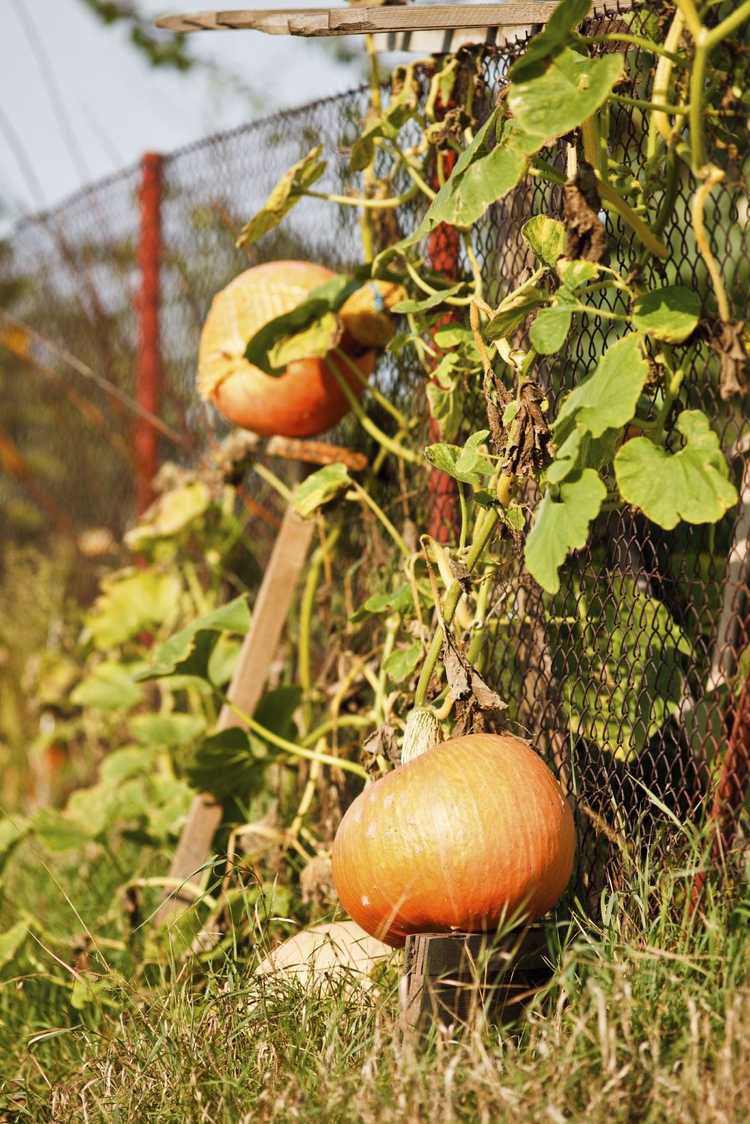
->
xmin=332 ymin=733 xmax=576 ymax=948
xmin=197 ymin=260 xmax=376 ymax=438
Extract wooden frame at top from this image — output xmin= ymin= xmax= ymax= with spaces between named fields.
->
xmin=156 ymin=3 xmax=568 ymax=37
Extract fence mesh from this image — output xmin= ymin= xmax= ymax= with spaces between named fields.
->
xmin=1 ymin=0 xmax=749 ymax=897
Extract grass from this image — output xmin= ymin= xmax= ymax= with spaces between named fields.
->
xmin=0 ymin=831 xmax=748 ymax=1123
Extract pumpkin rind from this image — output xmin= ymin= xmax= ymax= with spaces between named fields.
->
xmin=197 ymin=260 xmax=374 ymax=438
xmin=331 ymin=733 xmax=576 ymax=947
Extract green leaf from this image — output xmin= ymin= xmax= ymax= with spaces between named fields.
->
xmin=383 ymin=642 xmax=422 ymax=683
xmin=0 ymin=921 xmax=29 ymax=972
xmin=71 ymin=663 xmax=143 ymax=712
xmin=253 ymin=685 xmax=303 ymax=746
xmin=349 ymin=84 xmax=418 ymax=172
xmin=547 ymin=427 xmax=583 ymax=484
xmin=631 ymin=285 xmax=701 ymax=343
xmin=392 ymin=283 xmax=464 ymax=314
xmin=524 ymin=469 xmax=607 ymax=594
xmin=0 ymin=817 xmax=28 ymax=875
xmin=207 ymin=633 xmax=241 ymax=687
xmin=145 ymin=775 xmax=193 ymax=839
xmin=100 ymin=747 xmax=155 ymax=785
xmin=557 ymin=260 xmax=600 ymax=290
xmin=137 ymin=596 xmax=250 ymax=681
xmin=424 ymin=431 xmax=494 ymax=487
xmin=529 ymin=305 xmax=572 ymax=354
xmin=186 ymin=727 xmax=267 ymax=799
xmin=553 ymin=334 xmax=648 ymax=439
xmin=614 ymin=410 xmax=738 ymax=530
xmin=484 ymin=284 xmax=547 ymax=341
xmin=522 ymin=215 xmax=566 ymax=265
xmin=236 ymin=146 xmax=326 ymax=248
xmin=130 ymin=713 xmax=205 ymax=747
xmin=124 ymin=483 xmax=211 ymax=549
xmin=292 ymin=463 xmax=352 ymax=518
xmin=85 ymin=570 xmax=182 ymax=650
xmin=425 ymin=353 xmax=463 ymax=442
xmin=32 ymin=808 xmax=94 ymax=851
xmin=354 ymin=583 xmax=414 ymax=622
xmin=509 ymin=0 xmax=592 ymax=82
xmin=244 ymin=273 xmax=359 ymax=374
xmin=508 ymin=48 xmax=624 ymax=141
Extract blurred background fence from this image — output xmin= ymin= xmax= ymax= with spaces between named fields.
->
xmin=1 ymin=5 xmax=749 ymax=896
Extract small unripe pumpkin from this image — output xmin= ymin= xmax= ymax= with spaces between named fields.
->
xmin=332 ymin=733 xmax=575 ymax=948
xmin=197 ymin=260 xmax=375 ymax=438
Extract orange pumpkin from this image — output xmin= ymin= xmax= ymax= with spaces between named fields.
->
xmin=332 ymin=733 xmax=576 ymax=948
xmin=197 ymin=260 xmax=376 ymax=438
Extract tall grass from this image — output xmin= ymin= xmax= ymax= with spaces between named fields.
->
xmin=0 ymin=823 xmax=748 ymax=1123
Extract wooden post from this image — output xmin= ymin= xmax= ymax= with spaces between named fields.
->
xmin=400 ymin=926 xmax=550 ymax=1036
xmin=135 ymin=152 xmax=163 ymax=515
xmin=155 ymin=504 xmax=314 ymax=926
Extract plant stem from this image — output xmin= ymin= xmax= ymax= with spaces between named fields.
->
xmin=298 ymin=527 xmax=340 ymax=732
xmin=329 ymin=357 xmax=419 ymax=465
xmin=691 ymin=166 xmax=731 ymax=322
xmin=253 ymin=462 xmax=292 ymax=503
xmin=225 ymin=700 xmax=369 ymax=780
xmin=413 ymin=499 xmax=503 ymax=707
xmin=348 ymin=481 xmax=411 ymax=559
xmin=612 ymin=94 xmax=688 ymax=116
xmin=688 ymin=42 xmax=709 ymax=174
xmin=581 ymin=32 xmax=689 ymax=64
xmin=301 ymin=714 xmax=373 ymax=747
xmin=673 ymin=0 xmax=703 ymax=39
xmin=332 ymin=346 xmax=412 ymax=430
xmin=305 ymin=185 xmax=418 ymax=210
xmin=705 ymin=1 xmax=750 ymax=50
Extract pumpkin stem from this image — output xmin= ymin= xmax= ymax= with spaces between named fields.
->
xmin=401 ymin=707 xmax=441 ymax=765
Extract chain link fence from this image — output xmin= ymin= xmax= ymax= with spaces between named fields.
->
xmin=1 ymin=0 xmax=748 ymax=895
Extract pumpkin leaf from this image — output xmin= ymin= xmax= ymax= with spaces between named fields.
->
xmin=186 ymin=727 xmax=268 ymax=800
xmin=353 ymin=583 xmax=414 ymax=622
xmin=130 ymin=713 xmax=205 ymax=747
xmin=631 ymin=285 xmax=701 ymax=343
xmin=85 ymin=570 xmax=182 ymax=650
xmin=31 ymin=808 xmax=95 ymax=852
xmin=392 ymin=283 xmax=465 ymax=314
xmin=556 ymin=259 xmax=600 ymax=290
xmin=292 ymin=463 xmax=352 ymax=518
xmin=424 ymin=430 xmax=494 ymax=487
xmin=124 ymin=483 xmax=211 ymax=549
xmin=508 ymin=48 xmax=624 ymax=141
xmin=0 ymin=921 xmax=29 ymax=972
xmin=0 ymin=817 xmax=29 ymax=876
xmin=236 ymin=146 xmax=326 ymax=248
xmin=245 ymin=273 xmax=359 ymax=374
xmin=509 ymin=0 xmax=592 ymax=82
xmin=529 ymin=304 xmax=573 ymax=354
xmin=522 ymin=215 xmax=566 ymax=265
xmin=525 ymin=469 xmax=607 ymax=594
xmin=383 ymin=642 xmax=423 ymax=684
xmin=349 ymin=84 xmax=419 ymax=172
xmin=553 ymin=334 xmax=648 ymax=440
xmin=137 ymin=596 xmax=250 ymax=681
xmin=71 ymin=663 xmax=143 ymax=712
xmin=614 ymin=410 xmax=738 ymax=530
xmin=484 ymin=283 xmax=547 ymax=341
xmin=425 ymin=354 xmax=463 ymax=442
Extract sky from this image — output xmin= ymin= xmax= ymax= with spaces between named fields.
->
xmin=0 ymin=0 xmax=364 ymax=224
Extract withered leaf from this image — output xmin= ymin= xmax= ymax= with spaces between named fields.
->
xmin=443 ymin=634 xmax=507 ymax=711
xmin=362 ymin=724 xmax=400 ymax=771
xmin=503 ymin=381 xmax=551 ymax=477
xmin=563 ymin=164 xmax=608 ymax=264
xmin=713 ymin=321 xmax=749 ymax=400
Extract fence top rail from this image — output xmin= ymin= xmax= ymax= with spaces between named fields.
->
xmin=155 ymin=1 xmax=632 ymax=37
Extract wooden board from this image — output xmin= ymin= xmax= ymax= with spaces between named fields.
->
xmin=401 ymin=927 xmax=550 ymax=1034
xmin=154 ymin=503 xmax=314 ymax=926
xmin=156 ymin=4 xmax=561 ymax=35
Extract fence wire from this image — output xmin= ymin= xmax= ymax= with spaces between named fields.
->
xmin=1 ymin=0 xmax=748 ymax=895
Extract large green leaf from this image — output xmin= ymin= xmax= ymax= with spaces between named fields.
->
xmin=509 ymin=0 xmax=592 ymax=82
xmin=236 ymin=146 xmax=326 ymax=248
xmin=508 ymin=48 xmax=624 ymax=141
xmin=85 ymin=570 xmax=182 ymax=650
xmin=614 ymin=410 xmax=738 ymax=530
xmin=424 ymin=430 xmax=494 ymax=487
xmin=71 ymin=663 xmax=143 ymax=712
xmin=484 ymin=283 xmax=547 ymax=341
xmin=124 ymin=483 xmax=211 ymax=549
xmin=524 ymin=469 xmax=607 ymax=594
xmin=137 ymin=596 xmax=250 ymax=681
xmin=383 ymin=642 xmax=423 ymax=683
xmin=130 ymin=713 xmax=205 ymax=747
xmin=0 ymin=921 xmax=29 ymax=972
xmin=244 ymin=273 xmax=359 ymax=374
xmin=631 ymin=285 xmax=701 ymax=343
xmin=31 ymin=808 xmax=95 ymax=851
xmin=529 ymin=304 xmax=572 ymax=354
xmin=553 ymin=334 xmax=648 ymax=440
xmin=292 ymin=463 xmax=351 ymax=518
xmin=186 ymin=727 xmax=267 ymax=799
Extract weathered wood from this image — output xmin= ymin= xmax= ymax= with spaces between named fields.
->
xmin=401 ymin=927 xmax=550 ymax=1035
xmin=156 ymin=4 xmax=560 ymax=35
xmin=154 ymin=504 xmax=314 ymax=926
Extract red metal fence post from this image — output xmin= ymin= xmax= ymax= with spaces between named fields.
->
xmin=135 ymin=152 xmax=163 ymax=514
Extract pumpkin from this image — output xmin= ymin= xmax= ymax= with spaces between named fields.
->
xmin=332 ymin=732 xmax=576 ymax=948
xmin=197 ymin=260 xmax=379 ymax=438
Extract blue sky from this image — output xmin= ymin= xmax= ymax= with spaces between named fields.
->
xmin=0 ymin=0 xmax=363 ymax=222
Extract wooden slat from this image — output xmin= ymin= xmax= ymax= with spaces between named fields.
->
xmin=157 ymin=4 xmax=560 ymax=34
xmin=154 ymin=504 xmax=315 ymax=926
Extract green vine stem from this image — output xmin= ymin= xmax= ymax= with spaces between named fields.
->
xmin=329 ymin=358 xmax=419 ymax=465
xmin=298 ymin=526 xmax=340 ymax=732
xmin=691 ymin=166 xmax=731 ymax=322
xmin=225 ymin=700 xmax=368 ymax=780
xmin=347 ymin=480 xmax=411 ymax=559
xmin=302 ymin=714 xmax=372 ymax=747
xmin=647 ymin=8 xmax=686 ymax=158
xmin=333 ymin=346 xmax=413 ymax=430
xmin=306 ymin=185 xmax=419 ymax=210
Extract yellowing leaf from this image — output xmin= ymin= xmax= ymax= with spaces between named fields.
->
xmin=236 ymin=146 xmax=326 ymax=248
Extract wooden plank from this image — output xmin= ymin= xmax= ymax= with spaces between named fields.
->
xmin=401 ymin=927 xmax=550 ymax=1035
xmin=157 ymin=4 xmax=561 ymax=35
xmin=154 ymin=504 xmax=315 ymax=926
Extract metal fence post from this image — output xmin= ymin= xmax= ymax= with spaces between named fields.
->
xmin=135 ymin=151 xmax=163 ymax=514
